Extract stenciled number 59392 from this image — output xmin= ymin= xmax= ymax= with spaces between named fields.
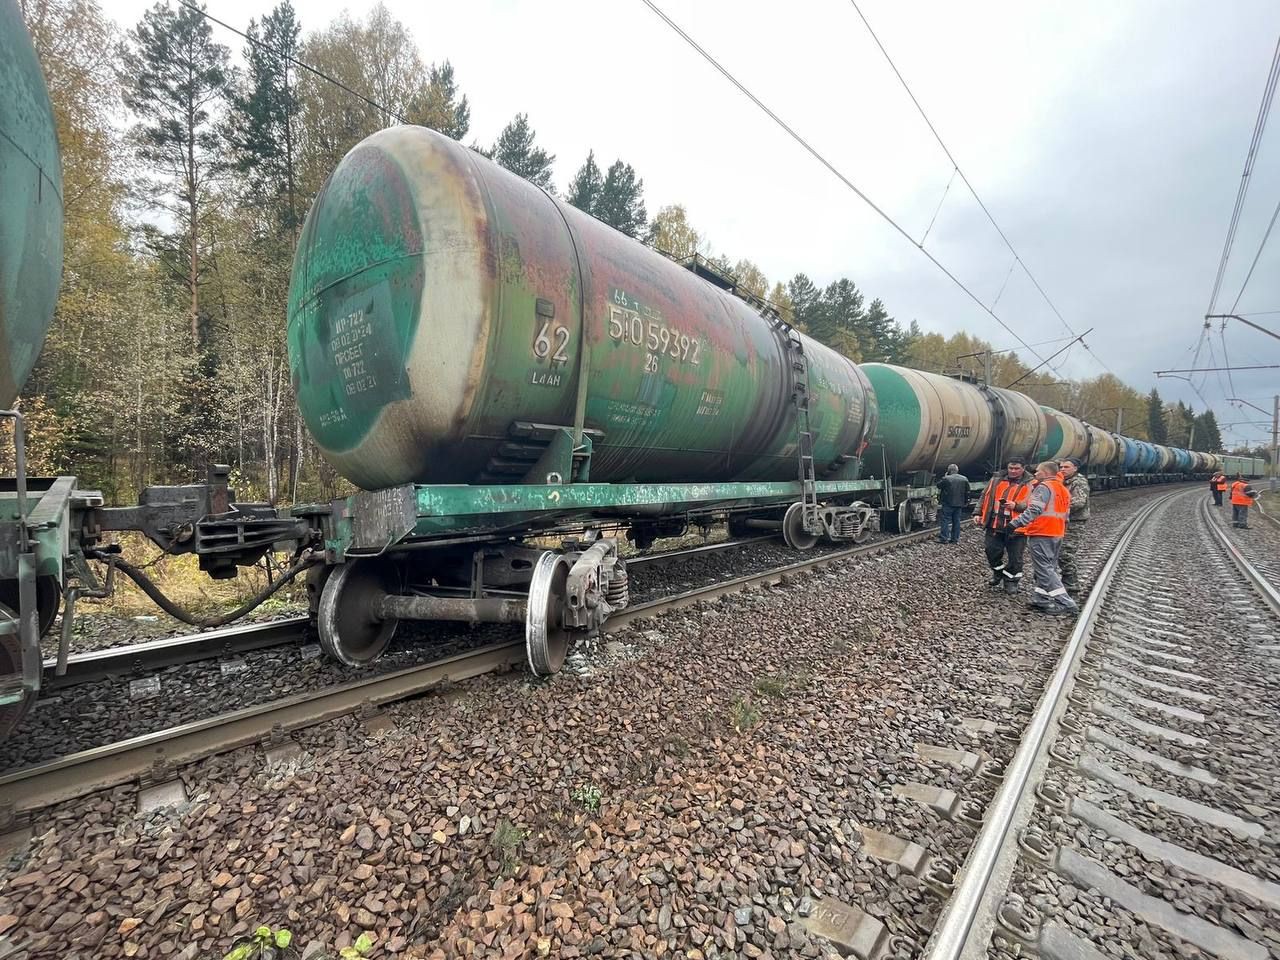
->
xmin=607 ymin=306 xmax=701 ymax=366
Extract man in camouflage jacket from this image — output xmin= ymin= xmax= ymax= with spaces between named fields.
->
xmin=1058 ymin=457 xmax=1090 ymax=594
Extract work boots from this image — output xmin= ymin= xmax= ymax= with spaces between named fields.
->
xmin=1002 ymin=576 xmax=1021 ymax=596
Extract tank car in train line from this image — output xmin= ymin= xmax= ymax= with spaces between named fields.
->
xmin=0 ymin=9 xmax=1244 ymax=739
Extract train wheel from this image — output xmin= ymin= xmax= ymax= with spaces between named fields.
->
xmin=782 ymin=503 xmax=819 ymax=551
xmin=0 ymin=576 xmax=61 ymax=639
xmin=318 ymin=559 xmax=399 ymax=668
xmin=0 ymin=603 xmax=35 ymax=739
xmin=896 ymin=501 xmax=914 ymax=534
xmin=526 ymin=551 xmax=571 ymax=676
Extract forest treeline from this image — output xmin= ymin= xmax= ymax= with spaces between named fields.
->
xmin=16 ymin=0 xmax=1245 ymax=504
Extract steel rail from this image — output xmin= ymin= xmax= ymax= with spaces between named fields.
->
xmin=42 ymin=616 xmax=311 ymax=690
xmin=925 ymin=490 xmax=1178 ymax=960
xmin=1199 ymin=496 xmax=1280 ymax=615
xmin=3 ymin=525 xmax=941 ymax=815
xmin=3 ymin=485 xmax=1182 ymax=818
xmin=624 ymin=535 xmax=774 ymax=566
xmin=2 ymin=640 xmax=525 ymax=815
xmin=610 ymin=527 xmax=936 ymax=628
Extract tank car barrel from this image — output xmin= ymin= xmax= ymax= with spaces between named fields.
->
xmin=375 ymin=594 xmax=529 ymax=625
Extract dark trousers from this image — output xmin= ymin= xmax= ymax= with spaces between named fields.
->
xmin=1059 ymin=520 xmax=1086 ymax=590
xmin=984 ymin=529 xmax=1026 ymax=580
xmin=1233 ymin=504 xmax=1249 ymax=527
xmin=938 ymin=505 xmax=963 ymax=543
xmin=1212 ymin=489 xmax=1223 ymax=506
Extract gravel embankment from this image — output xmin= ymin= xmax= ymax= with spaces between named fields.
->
xmin=0 ymin=486 xmax=1174 ymax=959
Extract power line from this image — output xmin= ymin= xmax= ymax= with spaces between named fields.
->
xmin=638 ymin=0 xmax=1051 ymax=368
xmin=1228 ymin=192 xmax=1280 ymax=312
xmin=1204 ymin=32 xmax=1280 ymax=315
xmin=176 ymin=0 xmax=410 ymax=124
xmin=846 ymin=0 xmax=1116 ymax=382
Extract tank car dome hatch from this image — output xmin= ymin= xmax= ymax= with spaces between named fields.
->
xmin=288 ymin=126 xmax=877 ymax=491
xmin=0 ymin=0 xmax=64 ymax=408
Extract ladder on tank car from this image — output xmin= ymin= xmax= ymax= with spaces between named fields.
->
xmin=779 ymin=322 xmax=820 ymax=535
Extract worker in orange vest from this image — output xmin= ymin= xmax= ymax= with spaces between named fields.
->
xmin=1230 ymin=475 xmax=1259 ymax=529
xmin=1210 ymin=471 xmax=1227 ymax=507
xmin=975 ymin=457 xmax=1033 ymax=594
xmin=1011 ymin=460 xmax=1078 ymax=615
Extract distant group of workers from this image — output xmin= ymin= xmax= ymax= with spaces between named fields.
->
xmin=1209 ymin=470 xmax=1259 ymax=527
xmin=937 ymin=457 xmax=1088 ymax=617
xmin=941 ymin=459 xmax=1264 ymax=615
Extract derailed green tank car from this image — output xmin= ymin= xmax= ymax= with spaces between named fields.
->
xmin=288 ymin=126 xmax=884 ymax=669
xmin=288 ymin=126 xmax=876 ymax=490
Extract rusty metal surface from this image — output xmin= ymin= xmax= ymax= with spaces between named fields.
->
xmin=288 ymin=127 xmax=876 ymax=491
xmin=40 ymin=617 xmax=310 ymax=690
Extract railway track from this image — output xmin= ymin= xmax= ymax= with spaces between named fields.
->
xmin=32 ymin=534 xmax=774 ymax=692
xmin=917 ymin=487 xmax=1279 ymax=960
xmin=0 ymin=525 xmax=941 ymax=820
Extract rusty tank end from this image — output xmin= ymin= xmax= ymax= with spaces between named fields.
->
xmin=287 ymin=126 xmax=877 ymax=491
xmin=0 ymin=0 xmax=63 ymax=408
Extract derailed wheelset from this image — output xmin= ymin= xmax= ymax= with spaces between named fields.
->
xmin=315 ymin=537 xmax=629 ymax=677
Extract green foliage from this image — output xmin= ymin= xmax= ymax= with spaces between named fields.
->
xmin=567 ymin=151 xmax=603 ymax=212
xmin=648 ymin=204 xmax=701 ymax=259
xmin=596 ymin=160 xmax=647 ymax=238
xmin=730 ymin=695 xmax=760 ymax=732
xmin=221 ymin=924 xmax=294 ymax=960
xmin=339 ymin=932 xmax=375 ymax=959
xmin=489 ymin=113 xmax=555 ymax=191
xmin=1194 ymin=409 xmax=1224 ymax=452
xmin=1147 ymin=388 xmax=1168 ymax=444
xmin=491 ymin=818 xmax=527 ymax=874
xmin=409 ymin=61 xmax=470 ymax=139
xmin=753 ymin=674 xmax=790 ymax=699
xmin=228 ymin=2 xmax=303 ymax=233
xmin=570 ymin=783 xmax=602 ymax=812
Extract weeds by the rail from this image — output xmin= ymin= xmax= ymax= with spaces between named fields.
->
xmin=570 ymin=783 xmax=602 ymax=812
xmin=491 ymin=819 xmax=528 ymax=876
xmin=221 ymin=925 xmax=292 ymax=960
xmin=730 ymin=695 xmax=761 ymax=732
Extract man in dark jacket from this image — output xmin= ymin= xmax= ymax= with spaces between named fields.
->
xmin=936 ymin=463 xmax=968 ymax=544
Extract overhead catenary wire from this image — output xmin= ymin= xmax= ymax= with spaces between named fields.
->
xmin=846 ymin=0 xmax=1117 ymax=382
xmin=1205 ymin=32 xmax=1280 ymax=317
xmin=1228 ymin=192 xmax=1280 ymax=312
xmin=638 ymin=0 xmax=1053 ymax=368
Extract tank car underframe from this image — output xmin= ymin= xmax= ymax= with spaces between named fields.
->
xmin=302 ymin=476 xmax=895 ymax=669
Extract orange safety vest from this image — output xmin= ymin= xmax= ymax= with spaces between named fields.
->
xmin=1231 ymin=480 xmax=1254 ymax=506
xmin=1019 ymin=476 xmax=1071 ymax=538
xmin=1212 ymin=474 xmax=1227 ymax=492
xmin=977 ymin=475 xmax=1032 ymax=531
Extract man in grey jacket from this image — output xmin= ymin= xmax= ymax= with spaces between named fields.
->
xmin=936 ymin=463 xmax=968 ymax=544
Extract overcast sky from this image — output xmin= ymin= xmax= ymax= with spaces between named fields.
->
xmin=99 ymin=0 xmax=1280 ymax=447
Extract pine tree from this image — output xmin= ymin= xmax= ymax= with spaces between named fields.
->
xmin=566 ymin=151 xmax=603 ymax=213
xmin=786 ymin=274 xmax=821 ymax=334
xmin=1146 ymin=388 xmax=1168 ymax=444
xmin=229 ymin=2 xmax=302 ymax=235
xmin=1194 ymin=410 xmax=1224 ymax=452
xmin=863 ymin=297 xmax=900 ymax=363
xmin=490 ymin=113 xmax=555 ymax=192
xmin=595 ymin=160 xmax=647 ymax=237
xmin=121 ymin=0 xmax=231 ymax=348
xmin=408 ymin=61 xmax=470 ymax=139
